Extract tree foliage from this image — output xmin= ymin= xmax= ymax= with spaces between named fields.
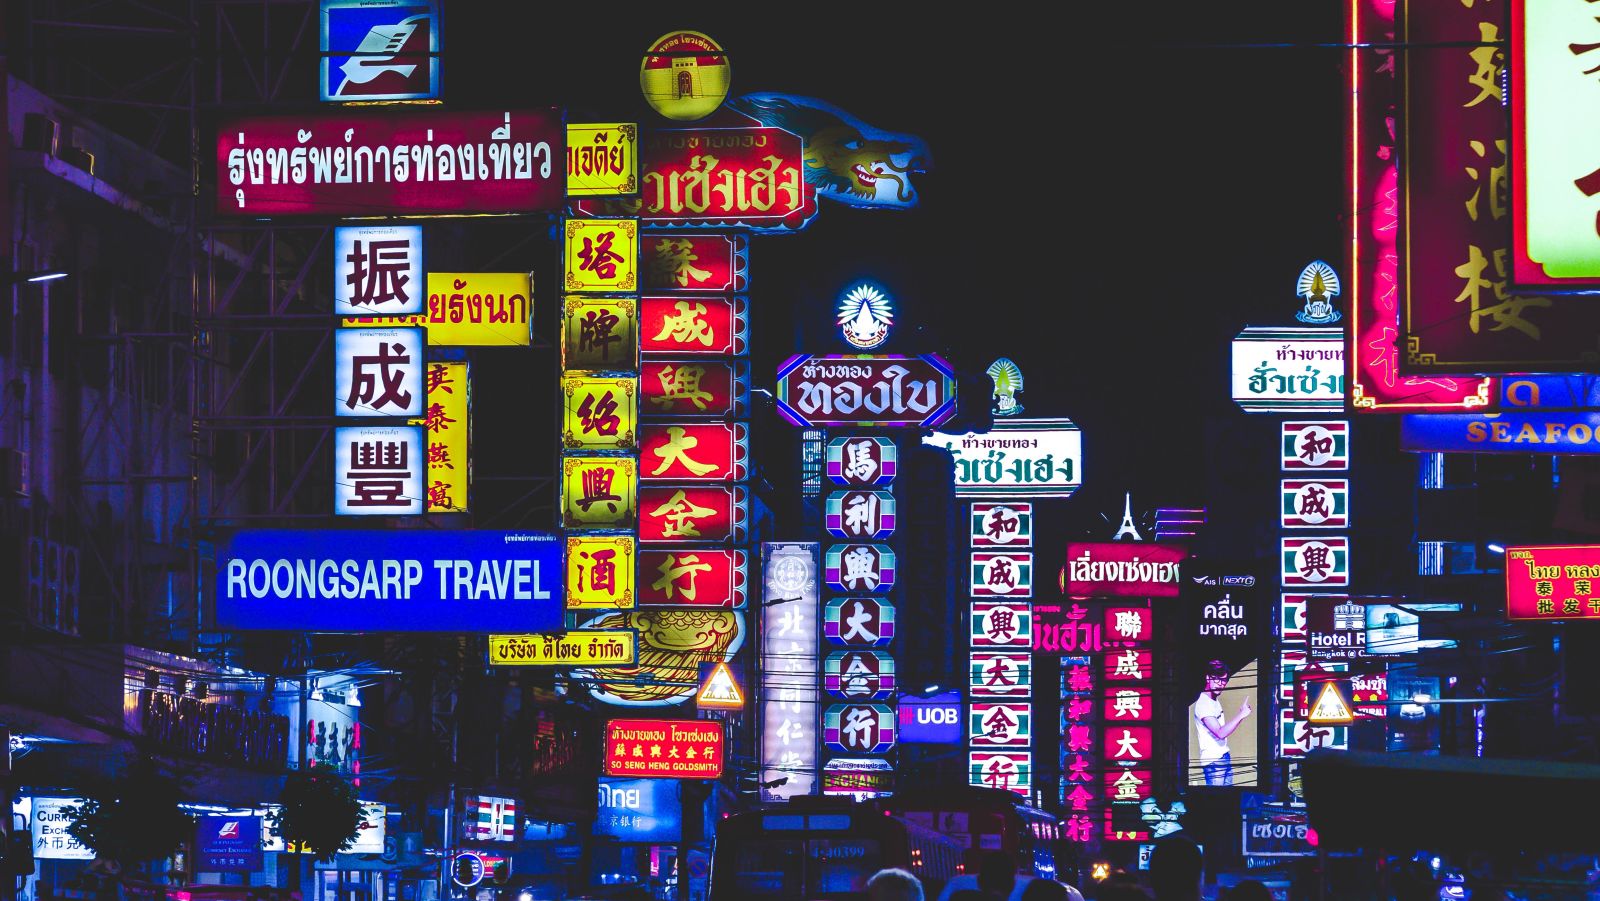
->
xmin=276 ymin=768 xmax=364 ymax=862
xmin=65 ymin=757 xmax=192 ymax=866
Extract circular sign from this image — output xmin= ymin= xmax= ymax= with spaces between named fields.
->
xmin=453 ymin=852 xmax=485 ymax=888
xmin=640 ymin=31 xmax=730 ymax=121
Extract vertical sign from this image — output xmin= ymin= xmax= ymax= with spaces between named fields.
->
xmin=418 ymin=361 xmax=468 ymax=513
xmin=761 ymin=543 xmax=820 ymax=800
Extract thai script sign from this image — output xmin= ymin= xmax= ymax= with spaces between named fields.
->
xmin=1230 ymin=327 xmax=1344 ymax=413
xmin=1280 ymin=479 xmax=1348 ymax=529
xmin=566 ymin=535 xmax=636 ymax=610
xmin=319 ymin=0 xmax=438 ymax=103
xmin=776 ymin=354 xmax=956 ymax=428
xmin=1062 ymin=543 xmax=1185 ymax=598
xmin=217 ymin=109 xmax=562 ymax=216
xmin=971 ymin=502 xmax=1033 ymax=547
xmin=604 ymin=719 xmax=725 ymax=779
xmin=760 ymin=543 xmax=819 ymax=799
xmin=637 ymin=549 xmax=747 ymax=608
xmin=1032 ymin=603 xmax=1103 ymax=655
xmin=334 ymin=425 xmax=425 ymax=516
xmin=1240 ymin=797 xmax=1314 ymax=858
xmin=824 ymin=597 xmax=895 ymax=647
xmin=562 ymin=296 xmax=638 ymax=371
xmin=488 ymin=631 xmax=638 ymax=666
xmin=215 ymin=530 xmax=561 ymax=631
xmin=639 ymin=296 xmax=748 ymax=357
xmin=336 ymin=328 xmax=423 ymax=417
xmin=1506 ymin=545 xmax=1600 ymax=620
xmin=561 ymin=375 xmax=639 ymax=451
xmin=343 ymin=272 xmax=533 ymax=346
xmin=638 ymin=485 xmax=747 ymax=544
xmin=823 ymin=702 xmax=896 ymax=754
xmin=827 ymin=436 xmax=896 ymax=486
xmin=567 ymin=123 xmax=638 ymax=196
xmin=595 ymin=778 xmax=681 ymax=844
xmin=334 ymin=225 xmax=423 ymax=315
xmin=1496 ymin=375 xmax=1600 ymax=410
xmin=924 ymin=418 xmax=1082 ymax=499
xmin=1280 ymin=537 xmax=1350 ymax=588
xmin=971 ymin=552 xmax=1033 ymax=598
xmin=639 ymin=422 xmax=748 ymax=482
xmin=561 ymin=457 xmax=638 ymax=530
xmin=418 ymin=362 xmax=468 ymax=513
xmin=643 ymin=232 xmax=748 ymax=293
xmin=574 ymin=126 xmax=818 ymax=231
xmin=641 ymin=360 xmax=748 ymax=418
xmin=564 ymin=218 xmax=639 ymax=293
xmin=1401 ymin=412 xmax=1600 ymax=454
xmin=1280 ymin=421 xmax=1348 ymax=471
xmin=821 ymin=758 xmax=895 ymax=799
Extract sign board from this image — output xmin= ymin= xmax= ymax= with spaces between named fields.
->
xmin=641 ymin=360 xmax=748 ymax=418
xmin=823 ymin=597 xmax=895 ymax=647
xmin=822 ymin=650 xmax=896 ymax=701
xmin=822 ymin=702 xmax=896 ymax=754
xmin=563 ymin=218 xmax=639 ymax=294
xmin=968 ymin=750 xmax=1031 ymax=797
xmin=594 ymin=778 xmax=680 ymax=843
xmin=574 ymin=609 xmax=745 ymax=707
xmin=417 ymin=361 xmax=469 ymax=513
xmin=319 ymin=0 xmax=438 ymax=102
xmin=562 ymin=296 xmax=638 ymax=372
xmin=487 ymin=632 xmax=637 ymax=666
xmin=1506 ymin=545 xmax=1600 ymax=619
xmin=897 ymin=690 xmax=962 ymax=744
xmin=1240 ymin=797 xmax=1315 ymax=858
xmin=1280 ymin=537 xmax=1350 ymax=588
xmin=30 ymin=797 xmax=92 ymax=860
xmin=824 ymin=544 xmax=896 ymax=594
xmin=465 ymin=796 xmax=516 ymax=843
xmin=1230 ymin=327 xmax=1345 ymax=413
xmin=968 ymin=702 xmax=1031 ymax=748
xmin=1062 ymin=543 xmax=1185 ymax=598
xmin=642 ymin=232 xmax=748 ymax=293
xmin=348 ymin=803 xmax=386 ymax=854
xmin=1033 ymin=603 xmax=1103 ymax=655
xmin=561 ymin=375 xmax=639 ymax=452
xmin=826 ymin=436 xmax=897 ymax=486
xmin=604 ymin=719 xmax=724 ymax=779
xmin=565 ymin=535 xmax=636 ymax=610
xmin=969 ymin=652 xmax=1031 ymax=698
xmin=639 ymin=422 xmax=748 ymax=482
xmin=638 ymin=295 xmax=748 ymax=357
xmin=924 ymin=418 xmax=1082 ymax=498
xmin=1280 ymin=422 xmax=1348 ymax=471
xmin=217 ymin=109 xmax=563 ymax=216
xmin=560 ymin=457 xmax=638 ymax=530
xmin=1364 ymin=603 xmax=1460 ymax=655
xmin=334 ymin=225 xmax=424 ymax=316
xmin=1280 ymin=479 xmax=1348 ymax=529
xmin=971 ymin=503 xmax=1033 ymax=547
xmin=638 ymin=484 xmax=747 ymax=544
xmin=1305 ymin=596 xmax=1365 ymax=660
xmin=197 ymin=815 xmax=263 ymax=872
xmin=567 ymin=123 xmax=638 ymax=197
xmin=821 ymin=758 xmax=895 ymax=799
xmin=970 ymin=601 xmax=1033 ymax=648
xmin=1401 ymin=412 xmax=1600 ymax=454
xmin=343 ymin=273 xmax=533 ymax=346
xmin=776 ymin=354 xmax=957 ymax=428
xmin=824 ymin=490 xmax=897 ymax=541
xmin=637 ymin=549 xmax=747 ymax=608
xmin=217 ymin=530 xmax=560 ymax=631
xmin=1497 ymin=375 xmax=1600 ymax=410
xmin=335 ymin=328 xmax=424 ymax=417
xmin=971 ymin=552 xmax=1033 ymax=598
xmin=760 ymin=543 xmax=819 ymax=800
xmin=696 ymin=662 xmax=744 ymax=709
xmin=334 ymin=425 xmax=425 ymax=516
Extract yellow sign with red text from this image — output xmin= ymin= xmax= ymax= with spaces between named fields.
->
xmin=566 ymin=535 xmax=636 ymax=610
xmin=564 ymin=219 xmax=639 ymax=293
xmin=411 ymin=361 xmax=469 ymax=513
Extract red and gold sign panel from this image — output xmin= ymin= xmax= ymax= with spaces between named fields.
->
xmin=638 ymin=549 xmax=748 ymax=608
xmin=639 ymin=296 xmax=748 ymax=357
xmin=575 ymin=127 xmax=818 ymax=232
xmin=642 ymin=233 xmax=749 ymax=293
xmin=567 ymin=123 xmax=638 ymax=197
xmin=564 ymin=218 xmax=639 ymax=294
xmin=638 ymin=485 xmax=748 ymax=544
xmin=562 ymin=296 xmax=638 ymax=372
xmin=566 ymin=535 xmax=636 ymax=610
xmin=561 ymin=457 xmax=639 ymax=530
xmin=604 ymin=718 xmax=724 ymax=779
xmin=641 ymin=360 xmax=746 ymax=418
xmin=639 ymin=422 xmax=748 ymax=482
xmin=562 ymin=375 xmax=638 ymax=451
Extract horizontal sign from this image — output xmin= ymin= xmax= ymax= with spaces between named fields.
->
xmin=561 ymin=456 xmax=638 ymax=530
xmin=566 ymin=123 xmax=638 ymax=197
xmin=1241 ymin=798 xmax=1314 ymax=858
xmin=574 ymin=126 xmax=818 ymax=231
xmin=641 ymin=360 xmax=748 ymax=418
xmin=969 ymin=702 xmax=1031 ymax=748
xmin=1062 ymin=543 xmax=1185 ymax=598
xmin=1281 ymin=421 xmax=1348 ymax=471
xmin=827 ymin=436 xmax=897 ymax=486
xmin=487 ymin=631 xmax=637 ymax=666
xmin=1506 ymin=545 xmax=1600 ymax=620
xmin=971 ymin=503 xmax=1033 ymax=547
xmin=970 ymin=601 xmax=1033 ymax=648
xmin=640 ymin=422 xmax=748 ymax=482
xmin=1032 ymin=603 xmax=1103 ymax=655
xmin=642 ymin=232 xmax=749 ymax=293
xmin=971 ymin=552 xmax=1033 ymax=598
xmin=1305 ymin=597 xmax=1365 ymax=660
xmin=823 ymin=702 xmax=896 ymax=754
xmin=1230 ymin=327 xmax=1345 ymax=413
xmin=595 ymin=778 xmax=680 ymax=844
xmin=215 ymin=530 xmax=562 ymax=631
xmin=776 ymin=354 xmax=957 ymax=428
xmin=823 ymin=649 xmax=896 ymax=700
xmin=604 ymin=719 xmax=724 ymax=779
xmin=825 ymin=544 xmax=896 ymax=594
xmin=1401 ymin=412 xmax=1600 ymax=454
xmin=218 ymin=109 xmax=563 ymax=216
xmin=1280 ymin=479 xmax=1349 ymax=529
xmin=825 ymin=490 xmax=896 ymax=541
xmin=637 ymin=549 xmax=748 ymax=608
xmin=823 ymin=597 xmax=895 ymax=647
xmin=639 ymin=296 xmax=748 ymax=357
xmin=342 ymin=272 xmax=533 ymax=346
xmin=924 ymin=419 xmax=1082 ymax=498
xmin=821 ymin=758 xmax=895 ymax=799
xmin=638 ymin=485 xmax=747 ymax=543
xmin=1280 ymin=537 xmax=1350 ymax=588
xmin=31 ymin=798 xmax=93 ymax=860
xmin=334 ymin=225 xmax=424 ymax=316
xmin=1497 ymin=375 xmax=1600 ymax=410
xmin=335 ymin=425 xmax=425 ymax=516
xmin=897 ymin=690 xmax=962 ymax=744
xmin=968 ymin=750 xmax=1031 ymax=797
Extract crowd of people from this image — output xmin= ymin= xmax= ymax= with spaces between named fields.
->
xmin=864 ymin=840 xmax=1278 ymax=901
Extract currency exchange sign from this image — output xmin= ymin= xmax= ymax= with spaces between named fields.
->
xmin=775 ymin=354 xmax=956 ymax=428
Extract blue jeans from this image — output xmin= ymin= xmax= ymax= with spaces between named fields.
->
xmin=1203 ymin=753 xmax=1232 ymax=786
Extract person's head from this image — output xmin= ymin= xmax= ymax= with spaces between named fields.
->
xmin=866 ymin=868 xmax=924 ymax=901
xmin=1149 ymin=837 xmax=1204 ymax=901
xmin=1205 ymin=660 xmax=1230 ymax=696
xmin=976 ymin=851 xmax=1017 ymax=895
xmin=1019 ymin=881 xmax=1071 ymax=901
xmin=1223 ymin=880 xmax=1273 ymax=901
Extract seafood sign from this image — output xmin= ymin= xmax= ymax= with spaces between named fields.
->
xmin=775 ymin=354 xmax=956 ymax=428
xmin=216 ymin=109 xmax=564 ymax=216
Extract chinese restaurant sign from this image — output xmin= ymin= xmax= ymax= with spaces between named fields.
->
xmin=566 ymin=123 xmax=638 ymax=197
xmin=564 ymin=218 xmax=639 ymax=293
xmin=637 ymin=549 xmax=747 ymax=608
xmin=334 ymin=425 xmax=424 ymax=516
xmin=215 ymin=530 xmax=561 ymax=631
xmin=566 ymin=535 xmax=636 ymax=609
xmin=924 ymin=418 xmax=1082 ymax=499
xmin=1506 ymin=546 xmax=1600 ymax=620
xmin=1231 ymin=327 xmax=1344 ymax=413
xmin=561 ymin=457 xmax=637 ymax=530
xmin=574 ymin=127 xmax=817 ymax=231
xmin=343 ymin=272 xmax=532 ymax=346
xmin=334 ymin=225 xmax=423 ymax=316
xmin=641 ymin=360 xmax=748 ymax=418
xmin=1400 ymin=412 xmax=1600 ymax=454
xmin=638 ymin=485 xmax=747 ymax=544
xmin=776 ymin=354 xmax=957 ymax=428
xmin=417 ymin=362 xmax=469 ymax=513
xmin=562 ymin=296 xmax=638 ymax=371
xmin=642 ymin=233 xmax=748 ymax=293
xmin=487 ymin=631 xmax=638 ymax=666
xmin=217 ymin=109 xmax=562 ymax=216
xmin=1062 ymin=543 xmax=1185 ymax=598
xmin=604 ymin=719 xmax=724 ymax=779
xmin=320 ymin=0 xmax=438 ymax=103
xmin=639 ymin=296 xmax=748 ymax=357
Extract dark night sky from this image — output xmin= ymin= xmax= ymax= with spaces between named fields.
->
xmin=441 ymin=2 xmax=1350 ymax=522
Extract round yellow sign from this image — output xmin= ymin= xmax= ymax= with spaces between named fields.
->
xmin=640 ymin=30 xmax=730 ymax=122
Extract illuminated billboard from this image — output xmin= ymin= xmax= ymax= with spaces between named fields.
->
xmin=566 ymin=123 xmax=638 ymax=197
xmin=759 ymin=543 xmax=819 ymax=800
xmin=334 ymin=225 xmax=423 ymax=316
xmin=604 ymin=719 xmax=724 ymax=779
xmin=335 ymin=328 xmax=423 ymax=417
xmin=417 ymin=361 xmax=468 ymax=513
xmin=924 ymin=419 xmax=1081 ymax=498
xmin=1062 ymin=543 xmax=1185 ymax=598
xmin=1506 ymin=545 xmax=1600 ymax=620
xmin=342 ymin=272 xmax=532 ymax=346
xmin=776 ymin=354 xmax=956 ymax=428
xmin=1231 ymin=327 xmax=1344 ymax=413
xmin=488 ymin=632 xmax=637 ymax=667
xmin=575 ymin=609 xmax=746 ymax=707
xmin=1401 ymin=412 xmax=1600 ymax=454
xmin=334 ymin=425 xmax=424 ymax=516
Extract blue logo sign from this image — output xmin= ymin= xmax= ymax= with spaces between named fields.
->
xmin=197 ymin=815 xmax=263 ymax=873
xmin=896 ymin=690 xmax=962 ymax=744
xmin=320 ymin=1 xmax=440 ymax=102
xmin=1401 ymin=412 xmax=1600 ymax=454
xmin=593 ymin=778 xmax=681 ymax=843
xmin=1499 ymin=375 xmax=1600 ymax=410
xmin=216 ymin=531 xmax=562 ymax=632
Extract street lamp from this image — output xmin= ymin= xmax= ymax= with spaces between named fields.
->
xmin=9 ymin=271 xmax=68 ymax=284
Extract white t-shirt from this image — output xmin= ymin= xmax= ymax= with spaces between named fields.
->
xmin=1194 ymin=692 xmax=1229 ymax=763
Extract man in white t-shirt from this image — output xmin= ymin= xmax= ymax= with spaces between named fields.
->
xmin=1194 ymin=659 xmax=1250 ymax=786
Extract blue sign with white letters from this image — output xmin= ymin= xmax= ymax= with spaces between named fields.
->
xmin=896 ymin=690 xmax=962 ymax=744
xmin=593 ymin=778 xmax=681 ymax=843
xmin=197 ymin=815 xmax=263 ymax=872
xmin=216 ymin=531 xmax=562 ymax=632
xmin=1400 ymin=412 xmax=1600 ymax=454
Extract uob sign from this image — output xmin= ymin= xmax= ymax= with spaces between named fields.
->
xmin=898 ymin=691 xmax=961 ymax=744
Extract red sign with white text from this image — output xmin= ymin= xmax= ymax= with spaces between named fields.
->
xmin=638 ymin=485 xmax=747 ymax=544
xmin=641 ymin=360 xmax=744 ymax=418
xmin=639 ymin=296 xmax=748 ymax=357
xmin=1506 ymin=545 xmax=1600 ymax=620
xmin=642 ymin=233 xmax=749 ymax=293
xmin=637 ymin=549 xmax=748 ymax=608
xmin=639 ymin=422 xmax=748 ymax=482
xmin=217 ymin=109 xmax=565 ymax=217
xmin=604 ymin=719 xmax=724 ymax=779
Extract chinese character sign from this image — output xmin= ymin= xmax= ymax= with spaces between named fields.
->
xmin=823 ymin=702 xmax=896 ymax=754
xmin=565 ymin=219 xmax=639 ymax=293
xmin=970 ymin=652 xmax=1031 ymax=698
xmin=637 ymin=549 xmax=747 ymax=608
xmin=562 ymin=296 xmax=638 ymax=371
xmin=343 ymin=272 xmax=533 ymax=346
xmin=562 ymin=375 xmax=638 ymax=451
xmin=825 ymin=490 xmax=896 ymax=541
xmin=334 ymin=225 xmax=423 ymax=316
xmin=970 ymin=602 xmax=1033 ymax=648
xmin=604 ymin=719 xmax=724 ymax=779
xmin=971 ymin=552 xmax=1034 ymax=598
xmin=824 ymin=544 xmax=897 ymax=594
xmin=971 ymin=503 xmax=1033 ymax=547
xmin=567 ymin=123 xmax=638 ymax=197
xmin=642 ymin=233 xmax=748 ymax=293
xmin=1280 ymin=421 xmax=1348 ymax=471
xmin=969 ymin=702 xmax=1031 ymax=747
xmin=823 ymin=650 xmax=896 ymax=701
xmin=566 ymin=536 xmax=636 ymax=609
xmin=760 ymin=543 xmax=820 ymax=800
xmin=639 ymin=296 xmax=747 ymax=356
xmin=969 ymin=750 xmax=1032 ymax=797
xmin=335 ymin=328 xmax=424 ymax=417
xmin=1506 ymin=545 xmax=1600 ymax=620
xmin=415 ymin=361 xmax=468 ymax=513
xmin=826 ymin=436 xmax=897 ymax=487
xmin=1280 ymin=537 xmax=1350 ymax=588
xmin=561 ymin=457 xmax=639 ymax=530
xmin=639 ymin=422 xmax=746 ymax=481
xmin=824 ymin=597 xmax=895 ymax=647
xmin=641 ymin=361 xmax=747 ymax=418
xmin=319 ymin=0 xmax=439 ymax=102
xmin=335 ymin=426 xmax=425 ymax=515
xmin=1281 ymin=479 xmax=1349 ymax=529
xmin=638 ymin=485 xmax=745 ymax=544
xmin=31 ymin=798 xmax=94 ymax=860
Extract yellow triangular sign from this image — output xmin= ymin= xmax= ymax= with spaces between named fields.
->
xmin=1308 ymin=680 xmax=1353 ymax=724
xmin=697 ymin=663 xmax=744 ymax=708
